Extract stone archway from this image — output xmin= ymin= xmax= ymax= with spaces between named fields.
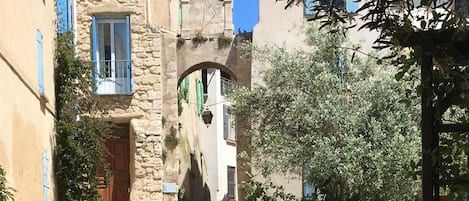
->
xmin=177 ymin=62 xmax=237 ymax=85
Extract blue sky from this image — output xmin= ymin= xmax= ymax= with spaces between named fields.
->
xmin=233 ymin=0 xmax=259 ymax=34
xmin=57 ymin=0 xmax=259 ymax=34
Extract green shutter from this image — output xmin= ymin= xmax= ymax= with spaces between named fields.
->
xmin=196 ymin=78 xmax=204 ymax=115
xmin=184 ymin=77 xmax=190 ymax=101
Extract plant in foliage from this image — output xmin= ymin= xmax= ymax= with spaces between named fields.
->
xmin=54 ymin=32 xmax=112 ymax=201
xmin=0 ymin=166 xmax=14 ymax=201
xmin=231 ymin=27 xmax=421 ymax=200
xmin=242 ymin=174 xmax=298 ymax=201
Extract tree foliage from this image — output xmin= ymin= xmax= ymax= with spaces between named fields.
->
xmin=0 ymin=166 xmax=14 ymax=201
xmin=282 ymin=0 xmax=469 ymax=197
xmin=231 ymin=27 xmax=421 ymax=200
xmin=54 ymin=32 xmax=112 ymax=201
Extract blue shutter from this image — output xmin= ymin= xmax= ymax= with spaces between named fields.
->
xmin=67 ymin=0 xmax=74 ymax=31
xmin=42 ymin=150 xmax=50 ymax=201
xmin=346 ymin=0 xmax=359 ymax=12
xmin=36 ymin=31 xmax=44 ymax=94
xmin=338 ymin=54 xmax=346 ymax=88
xmin=125 ymin=15 xmax=132 ymax=93
xmin=304 ymin=0 xmax=315 ymax=16
xmin=92 ymin=16 xmax=98 ymax=92
xmin=223 ymin=105 xmax=228 ymax=140
xmin=56 ymin=0 xmax=67 ymax=32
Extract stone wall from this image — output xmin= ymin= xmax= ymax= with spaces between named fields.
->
xmin=180 ymin=0 xmax=233 ymax=37
xmin=75 ymin=0 xmax=169 ymax=200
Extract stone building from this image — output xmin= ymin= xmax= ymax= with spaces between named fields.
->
xmin=69 ymin=0 xmax=250 ymax=200
xmin=0 ymin=0 xmax=57 ymax=200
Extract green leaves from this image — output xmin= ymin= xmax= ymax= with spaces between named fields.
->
xmin=54 ymin=32 xmax=112 ymax=201
xmin=0 ymin=166 xmax=14 ymax=201
xmin=231 ymin=27 xmax=420 ymax=201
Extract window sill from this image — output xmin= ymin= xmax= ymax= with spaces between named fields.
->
xmin=94 ymin=92 xmax=134 ymax=96
xmin=226 ymin=139 xmax=236 ymax=146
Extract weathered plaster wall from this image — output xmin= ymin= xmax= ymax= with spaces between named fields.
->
xmin=0 ymin=0 xmax=56 ymax=200
xmin=175 ymin=72 xmax=211 ymax=201
xmin=249 ymin=0 xmax=308 ymax=199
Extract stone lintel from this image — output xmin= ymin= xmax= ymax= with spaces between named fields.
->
xmin=87 ymin=2 xmax=136 ymax=17
xmin=101 ymin=112 xmax=145 ymax=123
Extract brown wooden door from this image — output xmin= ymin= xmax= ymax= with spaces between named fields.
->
xmin=98 ymin=124 xmax=130 ymax=201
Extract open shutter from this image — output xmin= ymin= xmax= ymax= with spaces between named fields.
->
xmin=304 ymin=0 xmax=315 ymax=19
xmin=36 ymin=31 xmax=44 ymax=94
xmin=184 ymin=77 xmax=190 ymax=101
xmin=67 ymin=0 xmax=75 ymax=32
xmin=337 ymin=54 xmax=346 ymax=88
xmin=56 ymin=0 xmax=67 ymax=32
xmin=42 ymin=150 xmax=50 ymax=201
xmin=196 ymin=79 xmax=204 ymax=115
xmin=346 ymin=0 xmax=359 ymax=12
xmin=125 ymin=15 xmax=132 ymax=93
xmin=92 ymin=16 xmax=98 ymax=92
xmin=223 ymin=104 xmax=229 ymax=140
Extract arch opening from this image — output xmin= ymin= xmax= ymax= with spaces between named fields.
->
xmin=177 ymin=62 xmax=237 ymax=85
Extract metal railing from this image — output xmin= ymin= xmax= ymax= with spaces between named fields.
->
xmin=221 ymin=77 xmax=236 ymax=96
xmin=94 ymin=60 xmax=131 ymax=95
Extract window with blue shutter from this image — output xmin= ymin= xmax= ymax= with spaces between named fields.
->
xmin=42 ymin=150 xmax=50 ymax=201
xmin=57 ymin=0 xmax=74 ymax=33
xmin=302 ymin=163 xmax=316 ymax=199
xmin=346 ymin=0 xmax=359 ymax=13
xmin=36 ymin=31 xmax=44 ymax=94
xmin=304 ymin=0 xmax=352 ymax=18
xmin=92 ymin=16 xmax=132 ymax=94
xmin=304 ymin=0 xmax=315 ymax=19
xmin=337 ymin=54 xmax=346 ymax=88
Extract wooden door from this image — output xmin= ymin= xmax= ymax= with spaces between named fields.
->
xmin=98 ymin=124 xmax=130 ymax=201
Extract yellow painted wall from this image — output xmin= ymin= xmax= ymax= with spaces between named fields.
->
xmin=0 ymin=0 xmax=56 ymax=200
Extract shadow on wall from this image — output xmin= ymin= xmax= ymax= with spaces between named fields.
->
xmin=180 ymin=153 xmax=211 ymax=201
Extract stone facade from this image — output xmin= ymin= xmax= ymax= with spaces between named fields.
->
xmin=74 ymin=0 xmax=244 ymax=200
xmin=75 ymin=0 xmax=167 ymax=200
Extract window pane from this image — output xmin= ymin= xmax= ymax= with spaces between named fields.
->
xmin=114 ymin=23 xmax=127 ymax=61
xmin=98 ymin=23 xmax=111 ymax=78
xmin=114 ymin=23 xmax=127 ymax=78
xmin=227 ymin=166 xmax=236 ymax=199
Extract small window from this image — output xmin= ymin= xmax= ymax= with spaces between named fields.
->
xmin=303 ymin=164 xmax=316 ymax=199
xmin=202 ymin=69 xmax=208 ymax=94
xmin=223 ymin=105 xmax=236 ymax=142
xmin=337 ymin=54 xmax=346 ymax=88
xmin=92 ymin=16 xmax=132 ymax=94
xmin=227 ymin=166 xmax=236 ymax=200
xmin=42 ymin=150 xmax=50 ymax=201
xmin=304 ymin=0 xmax=357 ymax=19
xmin=220 ymin=71 xmax=236 ymax=96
